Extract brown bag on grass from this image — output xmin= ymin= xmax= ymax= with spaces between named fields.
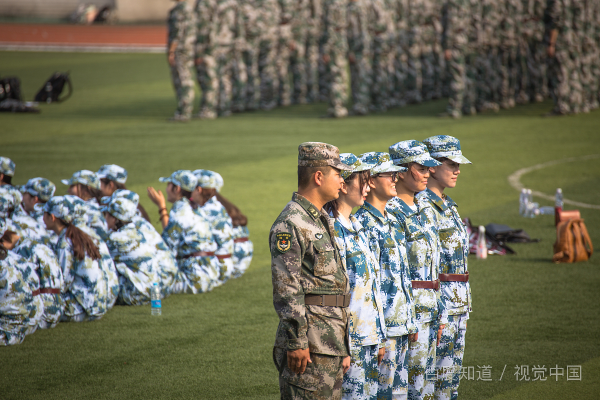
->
xmin=553 ymin=219 xmax=593 ymax=263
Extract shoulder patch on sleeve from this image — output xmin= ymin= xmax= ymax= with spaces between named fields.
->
xmin=275 ymin=232 xmax=293 ymax=253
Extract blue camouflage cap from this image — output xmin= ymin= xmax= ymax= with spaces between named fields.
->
xmin=193 ymin=169 xmax=218 ymax=189
xmin=36 ymin=195 xmax=87 ymax=225
xmin=0 ymin=186 xmax=21 ymax=217
xmin=359 ymin=152 xmax=407 ymax=175
xmin=389 ymin=140 xmax=441 ymax=167
xmin=61 ymin=170 xmax=101 ymax=190
xmin=159 ymin=170 xmax=197 ymax=192
xmin=339 ymin=153 xmax=376 ymax=180
xmin=97 ymin=164 xmax=128 ymax=184
xmin=101 ymin=190 xmax=139 ymax=222
xmin=213 ymin=172 xmax=224 ymax=193
xmin=422 ymin=135 xmax=472 ymax=164
xmin=0 ymin=157 xmax=15 ymax=177
xmin=20 ymin=177 xmax=56 ymax=202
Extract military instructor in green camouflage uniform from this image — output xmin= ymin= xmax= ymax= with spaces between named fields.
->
xmin=270 ymin=142 xmax=352 ymax=399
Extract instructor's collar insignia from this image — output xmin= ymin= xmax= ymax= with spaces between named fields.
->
xmin=315 ymin=233 xmax=323 ymax=240
xmin=276 ymin=233 xmax=292 ymax=253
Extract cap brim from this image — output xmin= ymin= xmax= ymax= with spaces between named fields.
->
xmin=61 ymin=179 xmax=71 ymax=186
xmin=447 ymin=155 xmax=472 ymax=164
xmin=158 ymin=177 xmax=171 ymax=183
xmin=331 ymin=160 xmax=353 ymax=171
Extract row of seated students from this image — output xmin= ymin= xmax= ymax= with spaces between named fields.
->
xmin=0 ymin=159 xmax=253 ymax=346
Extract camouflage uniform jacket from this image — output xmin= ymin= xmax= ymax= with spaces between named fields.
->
xmin=200 ymin=197 xmax=235 ymax=257
xmin=82 ymin=198 xmax=109 ymax=242
xmin=54 ymin=226 xmax=118 ymax=318
xmin=347 ymin=0 xmax=371 ymax=56
xmin=14 ymin=238 xmax=64 ymax=327
xmin=0 ymin=251 xmax=40 ymax=342
xmin=7 ymin=213 xmax=51 ymax=246
xmin=387 ymin=195 xmax=448 ymax=325
xmin=441 ymin=0 xmax=469 ymax=51
xmin=545 ymin=0 xmax=575 ymax=47
xmin=212 ymin=0 xmax=245 ymax=49
xmin=355 ymin=201 xmax=417 ymax=337
xmin=334 ymin=215 xmax=386 ymax=349
xmin=169 ymin=0 xmax=196 ymax=56
xmin=195 ymin=0 xmax=217 ymax=55
xmin=270 ymin=192 xmax=350 ymax=356
xmin=28 ymin=209 xmax=59 ymax=245
xmin=321 ymin=0 xmax=349 ymax=55
xmin=106 ymin=222 xmax=163 ymax=305
xmin=423 ymin=189 xmax=471 ymax=316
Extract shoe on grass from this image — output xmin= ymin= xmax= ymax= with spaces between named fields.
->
xmin=169 ymin=114 xmax=190 ymax=122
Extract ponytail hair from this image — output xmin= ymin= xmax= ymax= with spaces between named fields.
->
xmin=215 ymin=193 xmax=248 ymax=227
xmin=78 ymin=184 xmax=104 ymax=204
xmin=60 ymin=219 xmax=101 ymax=261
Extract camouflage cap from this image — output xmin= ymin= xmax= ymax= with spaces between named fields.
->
xmin=61 ymin=170 xmax=101 ymax=190
xmin=422 ymin=135 xmax=472 ymax=164
xmin=339 ymin=153 xmax=376 ymax=180
xmin=298 ymin=142 xmax=352 ymax=171
xmin=389 ymin=140 xmax=441 ymax=167
xmin=101 ymin=190 xmax=139 ymax=222
xmin=359 ymin=152 xmax=407 ymax=175
xmin=20 ymin=177 xmax=56 ymax=202
xmin=158 ymin=170 xmax=197 ymax=192
xmin=192 ymin=169 xmax=220 ymax=189
xmin=0 ymin=186 xmax=20 ymax=217
xmin=213 ymin=172 xmax=224 ymax=193
xmin=36 ymin=195 xmax=87 ymax=225
xmin=97 ymin=164 xmax=128 ymax=184
xmin=0 ymin=157 xmax=15 ymax=177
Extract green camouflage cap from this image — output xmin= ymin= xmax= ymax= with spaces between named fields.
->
xmin=61 ymin=170 xmax=101 ymax=190
xmin=389 ymin=140 xmax=441 ymax=167
xmin=422 ymin=135 xmax=472 ymax=164
xmin=20 ymin=177 xmax=56 ymax=202
xmin=339 ymin=153 xmax=376 ymax=180
xmin=192 ymin=169 xmax=220 ymax=189
xmin=298 ymin=142 xmax=352 ymax=171
xmin=0 ymin=157 xmax=15 ymax=176
xmin=359 ymin=152 xmax=406 ymax=175
xmin=97 ymin=164 xmax=128 ymax=184
xmin=159 ymin=170 xmax=197 ymax=192
xmin=101 ymin=190 xmax=139 ymax=222
xmin=36 ymin=195 xmax=87 ymax=225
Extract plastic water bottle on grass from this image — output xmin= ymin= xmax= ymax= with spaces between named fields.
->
xmin=476 ymin=226 xmax=487 ymax=260
xmin=519 ymin=188 xmax=527 ymax=216
xmin=151 ymin=283 xmax=161 ymax=316
xmin=554 ymin=188 xmax=563 ymax=225
xmin=537 ymin=206 xmax=555 ymax=215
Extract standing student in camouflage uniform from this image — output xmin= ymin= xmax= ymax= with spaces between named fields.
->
xmin=368 ymin=0 xmax=393 ymax=112
xmin=347 ymin=0 xmax=372 ymax=115
xmin=441 ymin=0 xmax=467 ymax=118
xmin=462 ymin=0 xmax=482 ymax=116
xmin=277 ymin=0 xmax=293 ymax=107
xmin=167 ymin=0 xmax=196 ymax=122
xmin=41 ymin=195 xmax=119 ymax=322
xmin=497 ymin=0 xmax=521 ymax=109
xmin=405 ymin=0 xmax=423 ymax=104
xmin=324 ymin=153 xmax=386 ymax=400
xmin=258 ymin=0 xmax=280 ymax=110
xmin=305 ymin=0 xmax=322 ymax=103
xmin=421 ymin=136 xmax=472 ymax=400
xmin=579 ymin=0 xmax=598 ymax=112
xmin=270 ymin=142 xmax=352 ymax=400
xmin=289 ymin=0 xmax=310 ymax=105
xmin=420 ymin=0 xmax=439 ymax=102
xmin=521 ymin=0 xmax=548 ymax=103
xmin=392 ymin=0 xmax=410 ymax=107
xmin=387 ymin=141 xmax=447 ymax=400
xmin=478 ymin=0 xmax=502 ymax=111
xmin=148 ymin=170 xmax=220 ymax=294
xmin=354 ymin=152 xmax=417 ymax=400
xmin=321 ymin=0 xmax=349 ymax=117
xmin=195 ymin=0 xmax=218 ymax=119
xmin=239 ymin=0 xmax=260 ymax=110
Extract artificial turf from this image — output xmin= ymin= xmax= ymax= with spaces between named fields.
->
xmin=1 ymin=51 xmax=599 ymax=399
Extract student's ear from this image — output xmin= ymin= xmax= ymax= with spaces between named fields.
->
xmin=313 ymin=170 xmax=324 ymax=187
xmin=340 ymin=181 xmax=349 ymax=195
xmin=368 ymin=177 xmax=376 ymax=189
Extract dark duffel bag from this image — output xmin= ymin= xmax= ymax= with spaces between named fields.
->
xmin=34 ymin=72 xmax=73 ymax=103
xmin=0 ymin=76 xmax=23 ymax=102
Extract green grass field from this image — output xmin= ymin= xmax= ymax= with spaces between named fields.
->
xmin=1 ymin=51 xmax=599 ymax=399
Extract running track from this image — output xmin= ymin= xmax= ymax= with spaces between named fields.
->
xmin=0 ymin=23 xmax=167 ymax=53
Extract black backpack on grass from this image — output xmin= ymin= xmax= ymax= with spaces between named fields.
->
xmin=34 ymin=72 xmax=72 ymax=103
xmin=0 ymin=76 xmax=23 ymax=102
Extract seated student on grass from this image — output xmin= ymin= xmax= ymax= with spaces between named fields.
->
xmin=41 ymin=195 xmax=119 ymax=322
xmin=102 ymin=189 xmax=179 ymax=298
xmin=215 ymin=192 xmax=253 ymax=278
xmin=0 ymin=156 xmax=28 ymax=217
xmin=61 ymin=170 xmax=109 ymax=241
xmin=192 ymin=170 xmax=235 ymax=285
xmin=0 ymin=186 xmax=51 ymax=245
xmin=0 ymin=221 xmax=43 ymax=346
xmin=147 ymin=170 xmax=219 ymax=294
xmin=97 ymin=164 xmax=151 ymax=223
xmin=324 ymin=153 xmax=388 ymax=400
xmin=20 ymin=178 xmax=59 ymax=244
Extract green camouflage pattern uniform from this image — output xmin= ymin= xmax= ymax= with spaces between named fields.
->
xmin=276 ymin=0 xmax=293 ymax=107
xmin=322 ymin=0 xmax=349 ymax=117
xmin=258 ymin=0 xmax=280 ymax=110
xmin=368 ymin=0 xmax=393 ymax=112
xmin=231 ymin=0 xmax=249 ymax=113
xmin=392 ymin=0 xmax=410 ymax=107
xmin=521 ymin=0 xmax=548 ymax=103
xmin=498 ymin=0 xmax=522 ymax=109
xmin=442 ymin=0 xmax=468 ymax=118
xmin=168 ymin=0 xmax=196 ymax=120
xmin=239 ymin=0 xmax=260 ymax=110
xmin=405 ymin=0 xmax=424 ymax=104
xmin=478 ymin=0 xmax=502 ymax=110
xmin=270 ymin=142 xmax=351 ymax=400
xmin=305 ymin=0 xmax=322 ymax=103
xmin=421 ymin=0 xmax=439 ymax=102
xmin=462 ymin=0 xmax=482 ymax=116
xmin=580 ymin=0 xmax=599 ymax=111
xmin=289 ymin=0 xmax=310 ymax=105
xmin=347 ymin=0 xmax=372 ymax=115
xmin=195 ymin=0 xmax=218 ymax=119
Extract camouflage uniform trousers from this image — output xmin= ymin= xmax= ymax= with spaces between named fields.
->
xmin=547 ymin=49 xmax=580 ymax=114
xmin=385 ymin=37 xmax=398 ymax=108
xmin=196 ymin=55 xmax=218 ymax=119
xmin=462 ymin=52 xmax=477 ymax=116
xmin=328 ymin=51 xmax=349 ymax=117
xmin=407 ymin=320 xmax=437 ymax=400
xmin=243 ymin=43 xmax=260 ymax=111
xmin=371 ymin=35 xmax=390 ymax=112
xmin=580 ymin=38 xmax=597 ymax=111
xmin=0 ymin=330 xmax=25 ymax=346
xmin=259 ymin=38 xmax=279 ymax=110
xmin=305 ymin=32 xmax=321 ymax=103
xmin=170 ymin=54 xmax=195 ymax=118
xmin=231 ymin=47 xmax=248 ymax=112
xmin=515 ymin=39 xmax=531 ymax=104
xmin=277 ymin=27 xmax=293 ymax=107
xmin=478 ymin=47 xmax=501 ymax=110
xmin=197 ymin=48 xmax=234 ymax=117
xmin=405 ymin=27 xmax=422 ymax=104
xmin=216 ymin=47 xmax=234 ymax=116
xmin=393 ymin=31 xmax=410 ymax=106
xmin=274 ymin=347 xmax=345 ymax=400
xmin=38 ymin=293 xmax=62 ymax=329
xmin=319 ymin=41 xmax=331 ymax=102
xmin=350 ymin=51 xmax=372 ymax=115
xmin=434 ymin=313 xmax=467 ymax=400
xmin=526 ymin=39 xmax=548 ymax=102
xmin=342 ymin=344 xmax=379 ymax=400
xmin=445 ymin=49 xmax=465 ymax=118
xmin=421 ymin=25 xmax=437 ymax=102
xmin=378 ymin=336 xmax=410 ymax=400
xmin=498 ymin=45 xmax=518 ymax=109
xmin=291 ymin=41 xmax=308 ymax=105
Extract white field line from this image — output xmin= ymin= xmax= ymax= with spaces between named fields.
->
xmin=0 ymin=42 xmax=165 ymax=53
xmin=507 ymin=154 xmax=600 ymax=210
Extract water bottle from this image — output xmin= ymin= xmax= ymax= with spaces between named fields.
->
xmin=555 ymin=188 xmax=563 ymax=226
xmin=151 ymin=283 xmax=162 ymax=316
xmin=538 ymin=206 xmax=555 ymax=215
xmin=519 ymin=188 xmax=527 ymax=216
xmin=476 ymin=226 xmax=487 ymax=260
